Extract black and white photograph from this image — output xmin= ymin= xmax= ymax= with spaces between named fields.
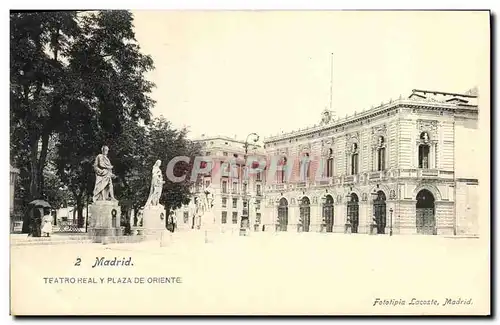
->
xmin=8 ymin=9 xmax=490 ymax=316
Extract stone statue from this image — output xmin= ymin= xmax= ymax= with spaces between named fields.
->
xmin=320 ymin=109 xmax=332 ymax=125
xmin=92 ymin=146 xmax=116 ymax=202
xmin=378 ymin=136 xmax=384 ymax=147
xmin=145 ymin=160 xmax=165 ymax=207
xmin=422 ymin=132 xmax=429 ymax=143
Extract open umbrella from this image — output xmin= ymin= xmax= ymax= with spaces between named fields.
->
xmin=28 ymin=199 xmax=51 ymax=208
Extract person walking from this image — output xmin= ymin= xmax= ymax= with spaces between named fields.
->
xmin=41 ymin=210 xmax=53 ymax=237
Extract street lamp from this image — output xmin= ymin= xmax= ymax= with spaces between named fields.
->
xmin=389 ymin=207 xmax=394 ymax=236
xmin=243 ymin=133 xmax=260 ymax=158
xmin=320 ymin=195 xmax=328 ymax=232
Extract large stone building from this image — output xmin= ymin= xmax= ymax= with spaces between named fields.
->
xmin=260 ymin=88 xmax=479 ymax=236
xmin=174 ymin=134 xmax=266 ymax=232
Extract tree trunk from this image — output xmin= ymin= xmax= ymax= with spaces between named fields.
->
xmin=76 ymin=195 xmax=84 ymax=228
xmin=29 ymin=136 xmax=40 ymax=200
xmin=37 ymin=130 xmax=50 ymax=196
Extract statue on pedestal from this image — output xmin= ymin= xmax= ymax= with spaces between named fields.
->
xmin=198 ymin=185 xmax=215 ymax=229
xmin=145 ymin=160 xmax=165 ymax=207
xmin=140 ymin=161 xmax=166 ymax=238
xmin=92 ymin=146 xmax=116 ymax=202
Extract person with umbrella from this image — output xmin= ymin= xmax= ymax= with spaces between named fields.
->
xmin=27 ymin=200 xmax=51 ymax=237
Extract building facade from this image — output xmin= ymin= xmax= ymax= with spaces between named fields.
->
xmin=260 ymin=88 xmax=479 ymax=236
xmin=174 ymin=135 xmax=266 ymax=232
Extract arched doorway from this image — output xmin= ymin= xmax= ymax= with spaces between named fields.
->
xmin=299 ymin=197 xmax=311 ymax=232
xmin=347 ymin=193 xmax=359 ymax=233
xmin=278 ymin=198 xmax=288 ymax=231
xmin=373 ymin=191 xmax=387 ymax=234
xmin=323 ymin=195 xmax=334 ymax=232
xmin=416 ymin=189 xmax=436 ymax=235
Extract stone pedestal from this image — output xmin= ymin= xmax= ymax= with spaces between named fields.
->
xmin=88 ymin=200 xmax=121 ymax=239
xmin=142 ymin=205 xmax=166 ymax=240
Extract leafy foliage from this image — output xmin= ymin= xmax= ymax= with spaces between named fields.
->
xmin=11 ymin=11 xmax=202 ymax=231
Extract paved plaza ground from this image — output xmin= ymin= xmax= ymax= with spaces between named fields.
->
xmin=10 ymin=231 xmax=489 ymax=315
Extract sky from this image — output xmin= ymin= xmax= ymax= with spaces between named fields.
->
xmin=131 ymin=10 xmax=489 ymax=141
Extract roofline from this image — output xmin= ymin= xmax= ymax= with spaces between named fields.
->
xmin=264 ymin=98 xmax=477 ymax=143
xmin=192 ymin=135 xmax=247 ymax=145
xmin=412 ymin=89 xmax=478 ymax=98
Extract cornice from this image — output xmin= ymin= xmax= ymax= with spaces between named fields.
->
xmin=264 ymin=99 xmax=478 ymax=144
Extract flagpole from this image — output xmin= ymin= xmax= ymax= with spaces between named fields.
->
xmin=329 ymin=52 xmax=334 ymax=111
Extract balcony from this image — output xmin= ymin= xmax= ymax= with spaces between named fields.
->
xmin=318 ymin=178 xmax=332 ymax=186
xmin=418 ymin=169 xmax=439 ymax=179
xmin=296 ymin=181 xmax=307 ymax=189
xmin=344 ymin=175 xmax=355 ymax=184
xmin=369 ymin=171 xmax=382 ymax=180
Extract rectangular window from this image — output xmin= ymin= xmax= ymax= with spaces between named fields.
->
xmin=378 ymin=148 xmax=386 ymax=171
xmin=205 ymin=151 xmax=211 ymax=156
xmin=232 ymin=198 xmax=237 ymax=209
xmin=256 ymin=200 xmax=261 ymax=210
xmin=419 ymin=145 xmax=430 ymax=169
xmin=242 ymin=183 xmax=247 ymax=194
xmin=232 ymin=182 xmax=238 ymax=194
xmin=351 ymin=154 xmax=359 ymax=175
xmin=222 ymin=181 xmax=227 ymax=194
xmin=223 ymin=152 xmax=228 ymax=156
xmin=256 ymin=184 xmax=261 ymax=196
xmin=221 ymin=211 xmax=227 ymax=224
xmin=327 ymin=158 xmax=334 ymax=177
xmin=256 ymin=213 xmax=261 ymax=224
xmin=232 ymin=212 xmax=238 ymax=224
xmin=205 ymin=180 xmax=210 ymax=188
xmin=300 ymin=155 xmax=310 ymax=181
xmin=222 ymin=197 xmax=227 ymax=208
xmin=183 ymin=211 xmax=189 ymax=224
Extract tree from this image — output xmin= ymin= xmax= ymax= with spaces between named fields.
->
xmin=117 ymin=117 xmax=202 ymax=221
xmin=10 ymin=11 xmax=80 ymax=200
xmin=11 ymin=11 xmax=155 ymax=227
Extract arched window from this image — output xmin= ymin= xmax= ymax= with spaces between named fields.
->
xmin=299 ymin=197 xmax=311 ymax=232
xmin=377 ymin=136 xmax=386 ymax=171
xmin=419 ymin=132 xmax=430 ymax=169
xmin=327 ymin=148 xmax=334 ymax=177
xmin=351 ymin=143 xmax=359 ymax=175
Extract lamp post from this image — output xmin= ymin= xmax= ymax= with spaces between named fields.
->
xmin=243 ymin=133 xmax=260 ymax=159
xmin=243 ymin=133 xmax=259 ymax=231
xmin=344 ymin=192 xmax=352 ymax=234
xmin=321 ymin=195 xmax=327 ymax=232
xmin=389 ymin=207 xmax=393 ymax=236
xmin=370 ymin=189 xmax=379 ymax=235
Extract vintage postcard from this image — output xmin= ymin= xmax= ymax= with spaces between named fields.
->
xmin=9 ymin=10 xmax=490 ymax=315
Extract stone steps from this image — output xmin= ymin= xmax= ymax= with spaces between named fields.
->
xmin=11 ymin=239 xmax=95 ymax=246
xmin=10 ymin=234 xmax=94 ymax=246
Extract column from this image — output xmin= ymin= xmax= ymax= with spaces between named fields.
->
xmin=358 ymin=200 xmax=370 ymax=234
xmin=289 ymin=201 xmax=297 ymax=232
xmin=334 ymin=200 xmax=345 ymax=233
xmin=394 ymin=199 xmax=417 ymax=235
xmin=310 ymin=204 xmax=320 ymax=232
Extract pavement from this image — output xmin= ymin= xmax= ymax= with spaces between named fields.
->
xmin=10 ymin=230 xmax=489 ymax=315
